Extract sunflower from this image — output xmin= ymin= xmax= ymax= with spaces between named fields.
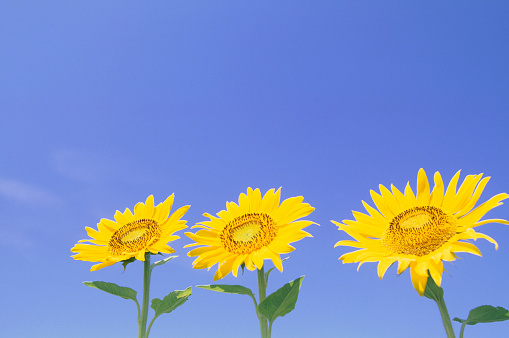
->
xmin=333 ymin=169 xmax=509 ymax=295
xmin=185 ymin=187 xmax=315 ymax=280
xmin=71 ymin=195 xmax=190 ymax=271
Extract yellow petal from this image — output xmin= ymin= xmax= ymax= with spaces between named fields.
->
xmin=251 ymin=250 xmax=264 ymax=270
xmin=410 ymin=263 xmax=428 ymax=296
xmin=391 ymin=184 xmax=413 ymax=211
xmin=463 ymin=228 xmax=499 ymax=250
xmin=98 ymin=218 xmax=118 ymax=232
xmin=273 ymin=196 xmax=314 ymax=225
xmin=377 ymin=258 xmax=396 ymax=280
xmin=231 ymin=254 xmax=247 ymax=277
xmin=90 ymin=261 xmax=116 ymax=271
xmin=248 ymin=187 xmax=262 ymax=212
xmin=153 ymin=194 xmax=175 ymax=222
xmin=427 ymin=259 xmax=444 ymax=288
xmin=370 ymin=189 xmax=395 ymax=219
xmin=361 ymin=200 xmax=390 ymax=224
xmin=397 ymin=259 xmax=412 ymax=274
xmin=379 ymin=184 xmax=403 ymax=216
xmin=404 ymin=182 xmax=416 ymax=203
xmin=449 ymin=241 xmax=482 ymax=256
xmin=265 ymin=247 xmax=283 ymax=272
xmin=139 ymin=195 xmax=155 ymax=218
xmin=442 ymin=170 xmax=461 ymax=211
xmin=135 ymin=250 xmax=146 ymax=261
xmin=429 ymin=171 xmax=445 ymax=207
xmin=448 ymin=175 xmax=481 ymax=213
xmin=416 ymin=168 xmax=431 ymax=206
xmin=224 ymin=201 xmax=241 ymax=220
xmin=458 ymin=193 xmax=509 ymax=227
xmin=214 ymin=256 xmax=236 ymax=280
xmin=455 ymin=177 xmax=490 ymax=217
xmin=238 ymin=191 xmax=249 ymax=210
xmin=260 ymin=188 xmax=279 ymax=214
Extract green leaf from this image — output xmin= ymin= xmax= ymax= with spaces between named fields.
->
xmin=83 ymin=281 xmax=138 ymax=303
xmin=150 ymin=255 xmax=177 ymax=272
xmin=121 ymin=257 xmax=136 ymax=272
xmin=196 ymin=284 xmax=254 ymax=297
xmin=423 ymin=275 xmax=443 ymax=302
xmin=454 ymin=305 xmax=509 ymax=325
xmin=151 ymin=287 xmax=192 ymax=318
xmin=258 ymin=276 xmax=304 ymax=324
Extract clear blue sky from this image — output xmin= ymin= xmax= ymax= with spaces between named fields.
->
xmin=1 ymin=1 xmax=508 ymax=337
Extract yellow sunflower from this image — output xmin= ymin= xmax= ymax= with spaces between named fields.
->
xmin=185 ymin=187 xmax=315 ymax=280
xmin=71 ymin=195 xmax=190 ymax=271
xmin=333 ymin=168 xmax=509 ymax=295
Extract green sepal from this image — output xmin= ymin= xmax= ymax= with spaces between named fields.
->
xmin=258 ymin=276 xmax=304 ymax=324
xmin=423 ymin=275 xmax=443 ymax=302
xmin=121 ymin=257 xmax=136 ymax=272
xmin=196 ymin=284 xmax=254 ymax=297
xmin=240 ymin=262 xmax=246 ymax=275
xmin=150 ymin=255 xmax=177 ymax=272
xmin=83 ymin=281 xmax=138 ymax=303
xmin=454 ymin=305 xmax=509 ymax=325
xmin=150 ymin=286 xmax=192 ymax=318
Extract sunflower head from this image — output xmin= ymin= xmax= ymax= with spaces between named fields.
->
xmin=71 ymin=195 xmax=190 ymax=271
xmin=333 ymin=168 xmax=509 ymax=295
xmin=185 ymin=187 xmax=315 ymax=280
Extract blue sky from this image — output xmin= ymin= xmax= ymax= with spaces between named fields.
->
xmin=1 ymin=1 xmax=509 ymax=337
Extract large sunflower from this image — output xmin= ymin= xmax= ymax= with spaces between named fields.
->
xmin=71 ymin=195 xmax=190 ymax=271
xmin=185 ymin=187 xmax=315 ymax=280
xmin=333 ymin=169 xmax=509 ymax=295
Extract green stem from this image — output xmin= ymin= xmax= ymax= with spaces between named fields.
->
xmin=434 ymin=293 xmax=455 ymax=338
xmin=257 ymin=267 xmax=269 ymax=338
xmin=138 ymin=253 xmax=152 ymax=338
xmin=459 ymin=322 xmax=466 ymax=338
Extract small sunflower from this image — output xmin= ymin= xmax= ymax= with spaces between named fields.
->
xmin=185 ymin=187 xmax=315 ymax=280
xmin=71 ymin=195 xmax=190 ymax=271
xmin=333 ymin=169 xmax=509 ymax=295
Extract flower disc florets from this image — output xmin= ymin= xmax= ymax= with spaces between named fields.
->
xmin=381 ymin=206 xmax=457 ymax=256
xmin=108 ymin=219 xmax=162 ymax=256
xmin=220 ymin=212 xmax=278 ymax=254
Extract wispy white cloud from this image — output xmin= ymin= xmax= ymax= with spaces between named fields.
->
xmin=0 ymin=178 xmax=61 ymax=205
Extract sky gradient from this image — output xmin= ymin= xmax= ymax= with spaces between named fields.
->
xmin=1 ymin=1 xmax=509 ymax=337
